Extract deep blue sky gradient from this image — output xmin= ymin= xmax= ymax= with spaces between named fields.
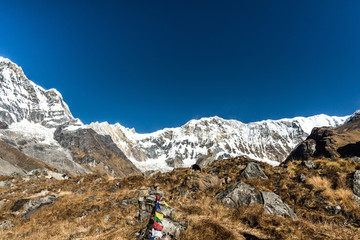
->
xmin=1 ymin=1 xmax=360 ymax=132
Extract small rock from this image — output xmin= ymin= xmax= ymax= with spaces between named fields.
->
xmin=222 ymin=177 xmax=232 ymax=185
xmin=182 ymin=174 xmax=221 ymax=191
xmin=299 ymin=174 xmax=306 ymax=182
xmin=121 ymin=197 xmax=138 ymax=207
xmin=21 ymin=195 xmax=58 ymax=218
xmin=144 ymin=170 xmax=159 ymax=179
xmin=104 ymin=226 xmax=116 ymax=232
xmin=324 ymin=205 xmax=342 ymax=215
xmin=77 ymin=178 xmax=85 ymax=184
xmin=303 ymin=160 xmax=315 ymax=169
xmin=27 ymin=169 xmax=45 ymax=176
xmin=0 ymin=181 xmax=13 ymax=188
xmin=104 ymin=215 xmax=110 ymax=223
xmin=353 ymin=170 xmax=360 ymax=197
xmin=353 ymin=194 xmax=360 ymax=204
xmin=11 ymin=199 xmax=29 ymax=212
xmin=192 ymin=150 xmax=216 ymax=171
xmin=0 ymin=199 xmax=8 ymax=207
xmin=150 ymin=190 xmax=164 ymax=197
xmin=162 ymin=218 xmax=188 ymax=239
xmin=94 ymin=178 xmax=102 ymax=183
xmin=138 ymin=187 xmax=150 ymax=198
xmin=126 ymin=219 xmax=136 ymax=226
xmin=350 ymin=156 xmax=360 ymax=163
xmin=161 ymin=205 xmax=175 ymax=219
xmin=0 ymin=121 xmax=8 ymax=129
xmin=0 ymin=220 xmax=14 ymax=230
xmin=165 ymin=157 xmax=183 ymax=168
xmin=241 ymin=162 xmax=268 ymax=179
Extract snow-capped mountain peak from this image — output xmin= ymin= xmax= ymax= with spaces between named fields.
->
xmin=0 ymin=57 xmax=81 ymax=127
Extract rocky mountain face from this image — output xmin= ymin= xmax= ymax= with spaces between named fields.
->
xmin=54 ymin=127 xmax=141 ymax=177
xmin=286 ymin=110 xmax=360 ymax=161
xmin=0 ymin=139 xmax=58 ymax=176
xmin=0 ymin=57 xmax=80 ymax=127
xmin=90 ymin=115 xmax=348 ymax=171
xmin=0 ymin=120 xmax=90 ymax=176
xmin=0 ymin=57 xmax=140 ymax=177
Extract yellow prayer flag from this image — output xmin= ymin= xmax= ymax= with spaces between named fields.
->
xmin=155 ymin=211 xmax=164 ymax=220
xmin=160 ymin=201 xmax=169 ymax=207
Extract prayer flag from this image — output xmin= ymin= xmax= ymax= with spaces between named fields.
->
xmin=154 ymin=215 xmax=162 ymax=224
xmin=156 ymin=202 xmax=161 ymax=211
xmin=156 ymin=195 xmax=162 ymax=201
xmin=160 ymin=201 xmax=169 ymax=207
xmin=155 ymin=211 xmax=164 ymax=220
xmin=153 ymin=221 xmax=164 ymax=231
xmin=152 ymin=228 xmax=163 ymax=238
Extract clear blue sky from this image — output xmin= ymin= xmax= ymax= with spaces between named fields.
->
xmin=1 ymin=1 xmax=359 ymax=133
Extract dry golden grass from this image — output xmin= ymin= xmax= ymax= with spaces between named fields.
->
xmin=1 ymin=156 xmax=360 ymax=239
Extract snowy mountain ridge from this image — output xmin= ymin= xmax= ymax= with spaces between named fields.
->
xmin=89 ymin=114 xmax=348 ymax=172
xmin=0 ymin=56 xmax=351 ymax=174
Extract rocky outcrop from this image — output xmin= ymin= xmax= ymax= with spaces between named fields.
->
xmin=216 ymin=181 xmax=297 ymax=220
xmin=21 ymin=195 xmax=58 ymax=218
xmin=54 ymin=127 xmax=141 ymax=178
xmin=286 ymin=111 xmax=360 ymax=162
xmin=241 ymin=162 xmax=268 ymax=179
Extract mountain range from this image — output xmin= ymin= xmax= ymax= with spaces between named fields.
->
xmin=0 ymin=57 xmax=352 ymax=176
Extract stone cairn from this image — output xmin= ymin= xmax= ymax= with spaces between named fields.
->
xmin=136 ymin=185 xmax=187 ymax=240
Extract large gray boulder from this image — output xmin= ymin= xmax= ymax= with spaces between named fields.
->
xmin=261 ymin=192 xmax=298 ymax=220
xmin=241 ymin=162 xmax=268 ymax=179
xmin=353 ymin=170 xmax=360 ymax=197
xmin=21 ymin=195 xmax=58 ymax=218
xmin=216 ymin=181 xmax=297 ymax=220
xmin=215 ymin=181 xmax=262 ymax=208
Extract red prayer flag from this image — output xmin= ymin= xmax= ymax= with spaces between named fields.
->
xmin=153 ymin=220 xmax=164 ymax=231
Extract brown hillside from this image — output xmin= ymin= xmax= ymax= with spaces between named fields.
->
xmin=0 ymin=140 xmax=57 ymax=174
xmin=1 ymin=156 xmax=359 ymax=239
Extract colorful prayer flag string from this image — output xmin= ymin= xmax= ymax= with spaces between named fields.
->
xmin=150 ymin=195 xmax=166 ymax=239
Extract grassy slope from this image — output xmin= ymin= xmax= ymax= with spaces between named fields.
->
xmin=0 ymin=156 xmax=360 ymax=240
